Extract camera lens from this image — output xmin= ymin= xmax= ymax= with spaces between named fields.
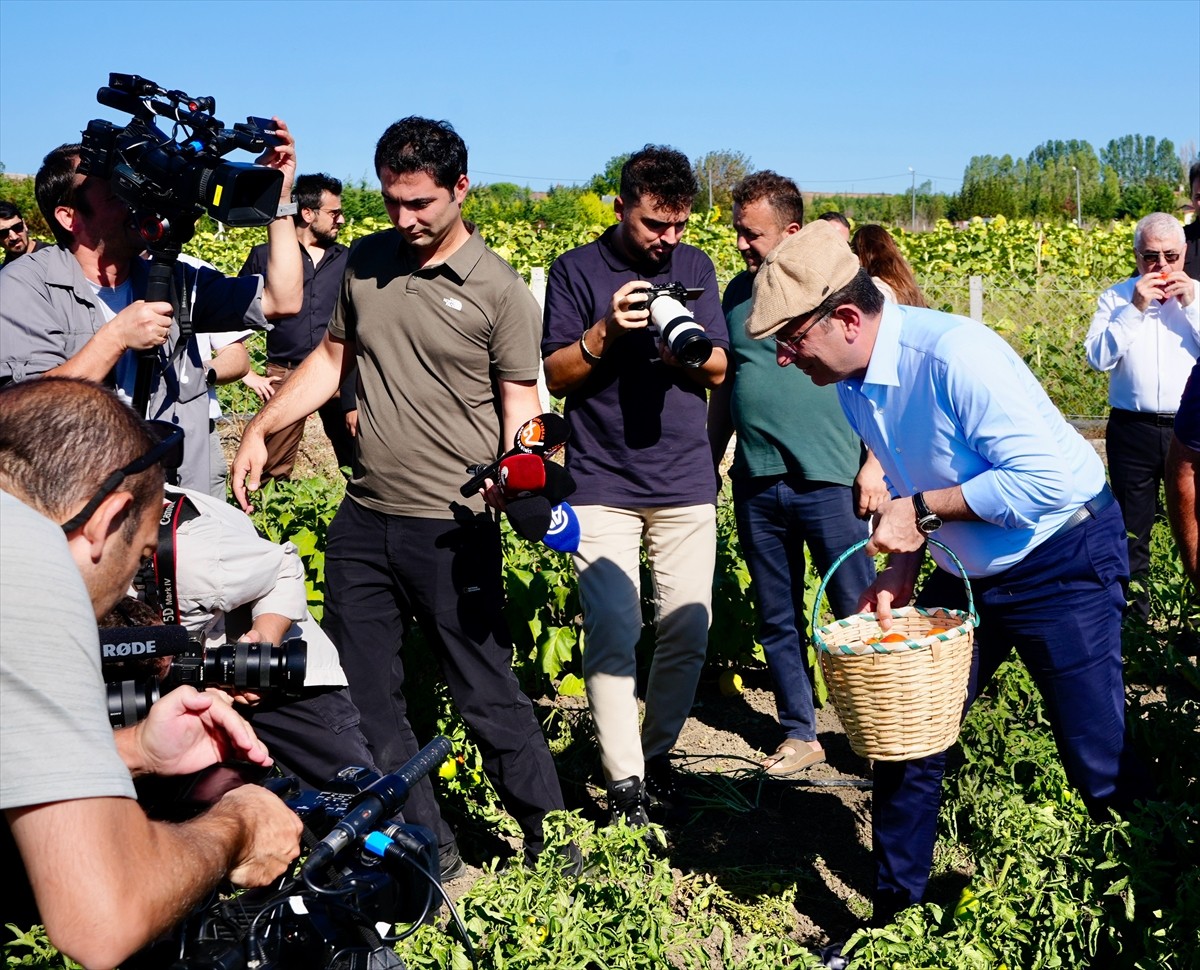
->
xmin=107 ymin=678 xmax=161 ymax=728
xmin=203 ymin=640 xmax=307 ymax=690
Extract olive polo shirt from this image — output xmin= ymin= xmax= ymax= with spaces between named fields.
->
xmin=328 ymin=227 xmax=541 ymax=518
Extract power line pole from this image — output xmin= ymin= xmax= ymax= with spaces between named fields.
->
xmin=909 ymin=167 xmax=916 ymax=230
xmin=1073 ymin=165 xmax=1082 ymax=227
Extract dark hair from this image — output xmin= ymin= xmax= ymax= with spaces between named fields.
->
xmin=293 ymin=173 xmax=343 ymax=222
xmin=619 ymin=145 xmax=698 ymax=212
xmin=850 ymin=225 xmax=927 ymax=308
xmin=731 ymin=171 xmax=804 ymax=228
xmin=0 ymin=200 xmax=21 ymax=221
xmin=817 ymin=211 xmax=851 ymax=232
xmin=811 ymin=268 xmax=886 ymax=322
xmin=35 ymin=144 xmax=84 ymax=246
xmin=0 ymin=378 xmax=163 ymax=534
xmin=1190 ymin=160 xmax=1200 ymax=188
xmin=374 ymin=117 xmax=467 ymax=190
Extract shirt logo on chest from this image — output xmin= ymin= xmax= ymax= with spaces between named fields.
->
xmin=443 ymin=297 xmax=463 ymax=312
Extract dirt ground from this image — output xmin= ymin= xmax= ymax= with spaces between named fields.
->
xmin=221 ymin=414 xmax=1112 ymax=954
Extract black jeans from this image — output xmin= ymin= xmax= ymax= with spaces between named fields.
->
xmin=323 ymin=498 xmax=564 ymax=849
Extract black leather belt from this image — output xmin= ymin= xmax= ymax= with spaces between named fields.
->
xmin=1111 ymin=408 xmax=1176 ymax=427
xmin=267 ymin=358 xmax=303 ymax=370
xmin=1055 ymin=483 xmax=1115 ymax=537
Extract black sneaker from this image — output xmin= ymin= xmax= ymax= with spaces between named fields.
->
xmin=644 ymin=754 xmax=690 ymax=824
xmin=607 ymin=775 xmax=650 ymax=828
xmin=439 ymin=841 xmax=467 ymax=881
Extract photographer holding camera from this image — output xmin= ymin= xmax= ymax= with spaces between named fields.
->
xmin=0 ymin=110 xmax=301 ymax=490
xmin=542 ymin=146 xmax=728 ymax=827
xmin=0 ymin=378 xmax=302 ymax=969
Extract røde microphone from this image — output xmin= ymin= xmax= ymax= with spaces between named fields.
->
xmin=498 ymin=453 xmax=547 ymax=498
xmin=543 ymin=502 xmax=581 ymax=553
xmin=98 ymin=624 xmax=192 ymax=661
xmin=302 ymin=736 xmax=453 ymax=877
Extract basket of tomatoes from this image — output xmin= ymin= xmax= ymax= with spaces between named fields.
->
xmin=811 ymin=537 xmax=977 ymax=761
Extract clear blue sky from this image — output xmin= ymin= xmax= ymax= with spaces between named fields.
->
xmin=1 ymin=0 xmax=1196 ymax=198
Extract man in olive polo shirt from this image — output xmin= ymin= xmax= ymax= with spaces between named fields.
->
xmin=231 ymin=117 xmax=566 ymax=874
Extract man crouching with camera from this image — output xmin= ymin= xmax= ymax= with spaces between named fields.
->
xmin=0 ymin=377 xmax=302 ymax=968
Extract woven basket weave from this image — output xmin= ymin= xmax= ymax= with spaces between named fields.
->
xmin=812 ymin=538 xmax=978 ymax=762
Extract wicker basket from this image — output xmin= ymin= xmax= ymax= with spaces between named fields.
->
xmin=812 ymin=538 xmax=978 ymax=762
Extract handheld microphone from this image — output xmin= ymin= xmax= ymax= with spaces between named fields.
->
xmin=460 ymin=413 xmax=571 ymax=497
xmin=543 ymin=502 xmax=581 ymax=553
xmin=301 ymin=736 xmax=453 ymax=876
xmin=506 ymin=495 xmax=554 ymax=542
xmin=499 ymin=453 xmax=547 ymax=498
xmin=541 ymin=461 xmax=577 ymax=505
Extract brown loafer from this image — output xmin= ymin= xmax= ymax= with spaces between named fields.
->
xmin=761 ymin=741 xmax=826 ymax=776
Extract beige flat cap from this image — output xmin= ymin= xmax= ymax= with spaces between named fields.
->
xmin=746 ymin=220 xmax=860 ymax=339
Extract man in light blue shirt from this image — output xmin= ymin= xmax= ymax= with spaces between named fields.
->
xmin=746 ymin=220 xmax=1148 ymax=952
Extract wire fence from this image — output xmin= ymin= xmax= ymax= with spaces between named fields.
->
xmin=918 ymin=272 xmax=1116 ymax=419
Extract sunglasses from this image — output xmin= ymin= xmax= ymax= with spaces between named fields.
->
xmin=1 ymin=220 xmax=25 ymax=237
xmin=1138 ymin=250 xmax=1181 ymax=265
xmin=773 ymin=312 xmax=829 ymax=356
xmin=60 ymin=421 xmax=185 ymax=534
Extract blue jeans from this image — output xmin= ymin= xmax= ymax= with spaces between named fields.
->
xmin=871 ymin=500 xmax=1148 ymax=923
xmin=733 ymin=476 xmax=874 ymax=742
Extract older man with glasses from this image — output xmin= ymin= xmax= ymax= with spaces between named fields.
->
xmin=1086 ymin=211 xmax=1200 ymax=620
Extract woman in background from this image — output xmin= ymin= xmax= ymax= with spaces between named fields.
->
xmin=851 ymin=224 xmax=928 ymax=307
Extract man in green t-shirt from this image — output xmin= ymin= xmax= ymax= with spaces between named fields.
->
xmin=708 ymin=173 xmax=883 ymax=775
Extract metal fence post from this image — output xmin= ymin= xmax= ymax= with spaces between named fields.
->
xmin=969 ymin=276 xmax=984 ymax=322
xmin=530 ymin=267 xmax=550 ymax=412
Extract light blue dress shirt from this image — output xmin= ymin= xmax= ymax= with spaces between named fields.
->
xmin=837 ymin=303 xmax=1107 ymax=577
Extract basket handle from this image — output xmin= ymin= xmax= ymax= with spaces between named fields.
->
xmin=810 ymin=536 xmax=979 ymax=651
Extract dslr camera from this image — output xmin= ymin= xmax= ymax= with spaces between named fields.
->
xmin=100 ymin=625 xmax=307 ymax=727
xmin=634 ymin=282 xmax=713 ymax=368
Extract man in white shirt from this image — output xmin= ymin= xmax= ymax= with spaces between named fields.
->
xmin=1086 ymin=212 xmax=1200 ymax=619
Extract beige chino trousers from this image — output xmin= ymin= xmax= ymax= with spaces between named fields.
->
xmin=572 ymin=503 xmax=716 ymax=783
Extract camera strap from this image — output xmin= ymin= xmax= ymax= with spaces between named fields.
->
xmin=135 ymin=494 xmax=200 ymax=626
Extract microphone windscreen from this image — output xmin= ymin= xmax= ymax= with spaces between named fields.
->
xmin=514 ymin=412 xmax=571 ymax=455
xmin=98 ymin=624 xmax=192 ymax=660
xmin=543 ymin=502 xmax=581 ymax=553
xmin=499 ymin=453 xmax=547 ymax=498
xmin=542 ymin=461 xmax=577 ymax=505
xmin=506 ymin=495 xmax=553 ymax=542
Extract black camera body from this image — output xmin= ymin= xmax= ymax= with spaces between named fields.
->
xmin=99 ymin=625 xmax=308 ymax=727
xmin=634 ymin=282 xmax=713 ymax=368
xmin=79 ymin=73 xmax=283 ymax=252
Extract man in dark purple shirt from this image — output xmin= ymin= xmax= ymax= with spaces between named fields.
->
xmin=542 ymin=146 xmax=728 ymax=828
xmin=239 ymin=173 xmax=354 ymax=479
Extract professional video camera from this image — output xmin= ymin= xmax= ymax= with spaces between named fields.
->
xmin=80 ymin=72 xmax=284 ymax=241
xmin=126 ymin=738 xmax=477 ymax=970
xmin=634 ymin=282 xmax=712 ymax=368
xmin=78 ymin=72 xmax=286 ymax=412
xmin=99 ymin=624 xmax=307 ymax=727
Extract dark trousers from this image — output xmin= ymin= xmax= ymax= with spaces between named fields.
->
xmin=323 ymin=498 xmax=564 ymax=850
xmin=248 ymin=687 xmax=377 ymax=792
xmin=260 ymin=362 xmax=356 ymax=480
xmin=733 ymin=476 xmax=873 ymax=741
xmin=1106 ymin=407 xmax=1174 ymax=620
xmin=870 ymin=501 xmax=1147 ymax=922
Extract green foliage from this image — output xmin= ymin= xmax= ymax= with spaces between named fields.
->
xmin=3 ymin=925 xmax=79 ymax=969
xmin=693 ymin=150 xmax=753 ymax=214
xmin=248 ymin=473 xmax=345 ymax=621
xmin=0 ymin=175 xmax=51 ymax=240
xmin=588 ymin=153 xmax=629 ymax=198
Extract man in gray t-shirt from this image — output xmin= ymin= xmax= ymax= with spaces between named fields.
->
xmin=1 ymin=378 xmax=302 ymax=967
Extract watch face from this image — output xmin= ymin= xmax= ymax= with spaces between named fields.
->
xmin=919 ymin=516 xmax=942 ymax=535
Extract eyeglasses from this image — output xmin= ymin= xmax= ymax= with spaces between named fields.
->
xmin=773 ymin=312 xmax=829 ymax=356
xmin=60 ymin=421 xmax=185 ymax=534
xmin=320 ymin=208 xmax=344 ymax=219
xmin=1 ymin=220 xmax=24 ymax=237
xmin=1138 ymin=250 xmax=1181 ymax=265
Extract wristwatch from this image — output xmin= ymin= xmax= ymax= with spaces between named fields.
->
xmin=913 ymin=492 xmax=943 ymax=535
xmin=275 ymin=201 xmax=298 ymax=219
xmin=205 ymin=367 xmax=218 ymax=388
